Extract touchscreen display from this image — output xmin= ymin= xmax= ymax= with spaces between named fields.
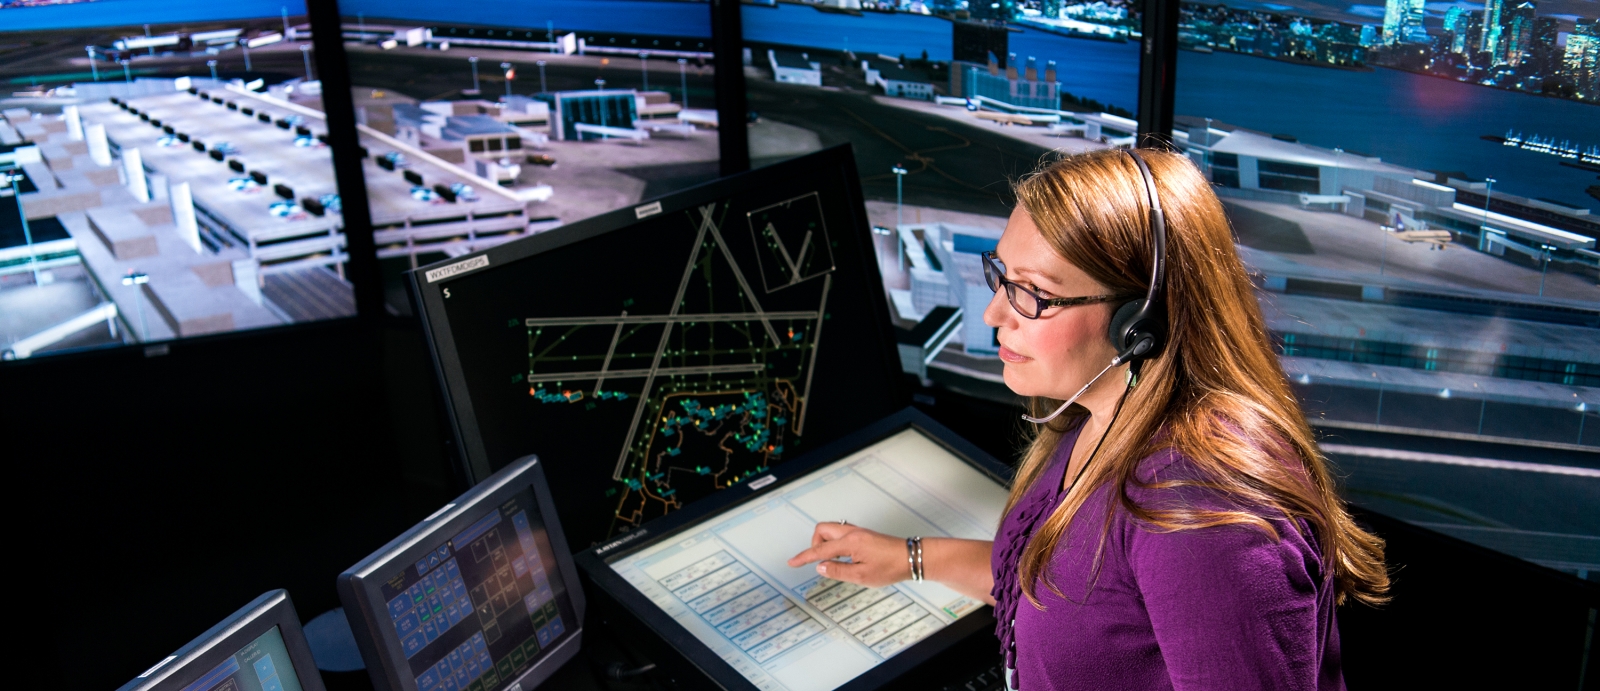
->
xmin=180 ymin=626 xmax=303 ymax=691
xmin=606 ymin=428 xmax=1008 ymax=691
xmin=379 ymin=489 xmax=576 ymax=691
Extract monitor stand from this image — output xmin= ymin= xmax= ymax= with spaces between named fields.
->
xmin=304 ymin=608 xmax=365 ymax=672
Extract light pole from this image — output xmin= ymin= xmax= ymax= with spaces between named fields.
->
xmin=8 ymin=173 xmax=39 ymax=284
xmin=501 ymin=62 xmax=514 ymax=97
xmin=281 ymin=6 xmax=290 ymax=36
xmin=639 ymin=52 xmax=649 ymax=91
xmin=241 ymin=40 xmax=253 ymax=72
xmin=144 ymin=23 xmax=153 ymax=56
xmin=1331 ymin=147 xmax=1342 ymax=198
xmin=1479 ymin=176 xmax=1496 ymax=250
xmin=301 ymin=44 xmax=313 ymax=81
xmin=468 ymin=56 xmax=480 ymax=94
xmin=595 ymin=79 xmax=608 ymax=130
xmin=1379 ymin=223 xmax=1389 ymax=275
xmin=120 ymin=59 xmax=132 ymax=83
xmin=207 ymin=59 xmax=218 ymax=81
xmin=86 ymin=46 xmax=99 ymax=81
xmin=1539 ymin=244 xmax=1554 ymax=296
xmin=122 ymin=271 xmax=149 ymax=341
xmin=677 ymin=58 xmax=688 ymax=107
xmin=536 ymin=60 xmax=547 ymax=93
xmin=547 ymin=20 xmax=555 ymax=53
xmin=892 ymin=164 xmax=908 ymax=269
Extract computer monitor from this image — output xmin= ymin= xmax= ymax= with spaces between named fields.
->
xmin=330 ymin=0 xmax=723 ymax=316
xmin=115 ymin=589 xmax=325 ymax=691
xmin=409 ymin=145 xmax=908 ymax=548
xmin=578 ymin=407 xmax=1010 ymax=691
xmin=1 ymin=3 xmax=356 ymax=361
xmin=338 ymin=455 xmax=584 ymax=691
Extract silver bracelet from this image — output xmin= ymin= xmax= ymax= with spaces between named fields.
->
xmin=908 ymin=536 xmax=924 ymax=581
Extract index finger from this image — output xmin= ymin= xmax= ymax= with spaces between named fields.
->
xmin=789 ymin=531 xmax=853 ymax=567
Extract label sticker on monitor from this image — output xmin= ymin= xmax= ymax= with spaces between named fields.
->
xmin=426 ymin=255 xmax=490 ymax=283
xmin=606 ymin=428 xmax=1007 ymax=691
xmin=634 ymin=201 xmax=663 ymax=219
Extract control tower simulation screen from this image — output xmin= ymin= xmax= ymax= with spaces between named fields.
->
xmin=413 ymin=147 xmax=907 ymax=548
xmin=603 ymin=426 xmax=1008 ymax=691
xmin=334 ymin=0 xmax=721 ymax=317
xmin=2 ymin=1 xmax=356 ymax=361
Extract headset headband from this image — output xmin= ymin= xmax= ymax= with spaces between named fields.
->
xmin=1123 ymin=149 xmax=1166 ymax=318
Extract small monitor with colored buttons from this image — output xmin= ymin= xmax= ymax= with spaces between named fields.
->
xmin=115 ymin=590 xmax=325 ymax=691
xmin=339 ymin=456 xmax=583 ymax=691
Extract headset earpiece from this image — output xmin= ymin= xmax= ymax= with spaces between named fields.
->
xmin=1109 ymin=150 xmax=1168 ymax=367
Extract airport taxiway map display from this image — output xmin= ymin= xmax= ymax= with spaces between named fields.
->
xmin=518 ymin=194 xmax=836 ymax=536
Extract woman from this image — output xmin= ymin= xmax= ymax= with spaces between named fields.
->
xmin=787 ymin=148 xmax=1388 ymax=690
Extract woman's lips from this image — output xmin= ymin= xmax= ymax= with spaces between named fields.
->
xmin=998 ymin=346 xmax=1030 ymax=364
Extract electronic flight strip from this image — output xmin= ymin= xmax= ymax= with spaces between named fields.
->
xmin=605 ymin=428 xmax=1010 ymax=691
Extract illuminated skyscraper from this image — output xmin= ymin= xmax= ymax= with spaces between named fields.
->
xmin=1481 ymin=0 xmax=1504 ymax=57
xmin=1383 ymin=0 xmax=1428 ymax=44
xmin=1502 ymin=1 xmax=1536 ymax=66
xmin=1565 ymin=20 xmax=1600 ymax=99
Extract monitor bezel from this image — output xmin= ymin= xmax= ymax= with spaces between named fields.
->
xmin=407 ymin=145 xmax=905 ymax=485
xmin=337 ymin=456 xmax=586 ymax=691
xmin=576 ymin=407 xmax=1011 ymax=691
xmin=114 ymin=589 xmax=326 ymax=691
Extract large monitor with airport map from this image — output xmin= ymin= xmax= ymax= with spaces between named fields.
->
xmin=1 ymin=0 xmax=356 ymax=361
xmin=409 ymin=146 xmax=907 ymax=548
xmin=332 ymin=0 xmax=723 ymax=316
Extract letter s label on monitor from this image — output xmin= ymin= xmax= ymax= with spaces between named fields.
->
xmin=634 ymin=200 xmax=662 ymax=219
xmin=425 ymin=255 xmax=490 ymax=283
xmin=748 ymin=475 xmax=776 ymax=490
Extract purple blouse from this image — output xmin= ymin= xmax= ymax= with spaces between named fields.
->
xmin=990 ymin=425 xmax=1344 ymax=691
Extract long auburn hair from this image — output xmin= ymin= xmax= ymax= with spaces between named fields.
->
xmin=1005 ymin=148 xmax=1388 ymax=608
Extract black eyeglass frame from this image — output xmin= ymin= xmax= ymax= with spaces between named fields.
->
xmin=981 ymin=251 xmax=1132 ymax=319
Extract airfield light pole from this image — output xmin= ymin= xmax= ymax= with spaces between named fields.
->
xmin=678 ymin=58 xmax=688 ymax=108
xmin=282 ymin=6 xmax=291 ymax=36
xmin=536 ymin=60 xmax=547 ymax=93
xmin=639 ymin=52 xmax=649 ymax=91
xmin=1479 ymin=177 xmax=1496 ymax=249
xmin=122 ymin=271 xmax=149 ymax=341
xmin=1539 ymin=244 xmax=1555 ymax=296
xmin=1379 ymin=225 xmax=1388 ymax=275
xmin=892 ymin=164 xmax=908 ymax=269
xmin=86 ymin=47 xmax=99 ymax=81
xmin=547 ymin=20 xmax=555 ymax=53
xmin=241 ymin=40 xmax=253 ymax=72
xmin=1332 ymin=147 xmax=1342 ymax=199
xmin=120 ymin=59 xmax=132 ymax=84
xmin=8 ymin=173 xmax=39 ymax=284
xmin=595 ymin=79 xmax=608 ymax=130
xmin=468 ymin=56 xmax=481 ymax=94
xmin=144 ymin=24 xmax=153 ymax=56
xmin=502 ymin=62 xmax=514 ymax=97
xmin=301 ymin=45 xmax=314 ymax=81
xmin=207 ymin=59 xmax=218 ymax=81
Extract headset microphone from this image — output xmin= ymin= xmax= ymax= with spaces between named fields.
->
xmin=1022 ymin=149 xmax=1168 ymax=425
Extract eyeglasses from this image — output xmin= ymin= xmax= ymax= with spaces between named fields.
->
xmin=981 ymin=251 xmax=1129 ymax=320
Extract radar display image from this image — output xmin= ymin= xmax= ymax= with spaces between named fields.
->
xmin=523 ymin=197 xmax=833 ymax=534
xmin=419 ymin=148 xmax=906 ymax=548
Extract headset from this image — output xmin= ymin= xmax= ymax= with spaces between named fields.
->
xmin=1022 ymin=148 xmax=1169 ymax=424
